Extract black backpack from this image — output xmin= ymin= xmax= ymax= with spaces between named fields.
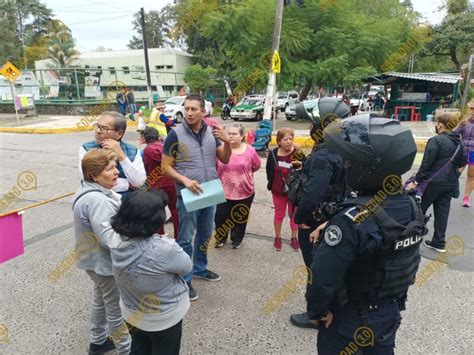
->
xmin=271 ymin=149 xmax=307 ymax=206
xmin=286 ymin=168 xmax=307 ymax=206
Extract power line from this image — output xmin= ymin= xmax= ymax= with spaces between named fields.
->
xmin=53 ymin=10 xmax=129 ymax=14
xmin=51 ymin=1 xmax=118 ymax=10
xmin=67 ymin=14 xmax=131 ymax=25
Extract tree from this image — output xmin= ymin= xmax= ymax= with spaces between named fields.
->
xmin=0 ymin=0 xmax=53 ymax=68
xmin=47 ymin=22 xmax=79 ymax=69
xmin=445 ymin=0 xmax=469 ymax=15
xmin=401 ymin=0 xmax=414 ymax=11
xmin=0 ymin=3 xmax=22 ymax=64
xmin=172 ymin=0 xmax=418 ymax=97
xmin=128 ymin=9 xmax=172 ymax=49
xmin=421 ymin=9 xmax=474 ymax=70
xmin=184 ymin=64 xmax=217 ymax=94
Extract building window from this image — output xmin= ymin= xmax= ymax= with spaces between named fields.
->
xmin=166 ymin=65 xmax=173 ymax=69
xmin=85 ymin=65 xmax=90 ymax=69
xmin=155 ymin=65 xmax=165 ymax=70
xmin=122 ymin=66 xmax=130 ymax=74
xmin=162 ymin=86 xmax=174 ymax=92
xmin=108 ymin=67 xmax=116 ymax=74
xmin=98 ymin=66 xmax=102 ymax=69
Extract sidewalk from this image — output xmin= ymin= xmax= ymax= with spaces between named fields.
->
xmin=0 ymin=113 xmax=432 ymax=150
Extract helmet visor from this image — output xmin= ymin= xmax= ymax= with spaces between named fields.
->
xmin=340 ymin=115 xmax=370 ymax=145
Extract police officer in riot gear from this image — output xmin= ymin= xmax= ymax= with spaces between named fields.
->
xmin=289 ymin=98 xmax=349 ymax=329
xmin=306 ymin=114 xmax=427 ymax=354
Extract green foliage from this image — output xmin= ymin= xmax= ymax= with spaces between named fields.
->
xmin=170 ymin=0 xmax=419 ymax=93
xmin=47 ymin=21 xmax=80 ymax=69
xmin=0 ymin=13 xmax=21 ymax=64
xmin=184 ymin=64 xmax=217 ymax=94
xmin=0 ymin=0 xmax=54 ymax=68
xmin=445 ymin=0 xmax=469 ymax=15
xmin=421 ymin=11 xmax=474 ymax=70
xmin=128 ymin=9 xmax=174 ymax=49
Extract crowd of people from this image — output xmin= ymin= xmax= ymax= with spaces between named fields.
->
xmin=73 ymin=94 xmax=472 ymax=354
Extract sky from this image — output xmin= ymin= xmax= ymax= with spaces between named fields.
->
xmin=43 ymin=0 xmax=446 ymax=53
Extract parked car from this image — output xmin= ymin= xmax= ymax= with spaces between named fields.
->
xmin=163 ymin=96 xmax=213 ymax=123
xmin=285 ymin=98 xmax=320 ymax=121
xmin=231 ymin=95 xmax=277 ymax=121
xmin=285 ymin=103 xmax=299 ymax=120
xmin=231 ymin=96 xmax=265 ymax=121
xmin=275 ymin=91 xmax=299 ymax=112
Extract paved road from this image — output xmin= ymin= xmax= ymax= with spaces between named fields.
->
xmin=0 ymin=129 xmax=472 ymax=354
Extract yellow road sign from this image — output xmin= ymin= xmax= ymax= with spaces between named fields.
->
xmin=272 ymin=50 xmax=281 ymax=74
xmin=0 ymin=61 xmax=21 ymax=82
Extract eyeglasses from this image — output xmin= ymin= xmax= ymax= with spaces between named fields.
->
xmin=93 ymin=123 xmax=117 ymax=133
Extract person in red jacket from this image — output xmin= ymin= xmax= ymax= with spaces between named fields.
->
xmin=143 ymin=126 xmax=179 ymax=239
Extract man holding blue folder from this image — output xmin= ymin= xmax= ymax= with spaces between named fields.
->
xmin=162 ymin=94 xmax=231 ymax=301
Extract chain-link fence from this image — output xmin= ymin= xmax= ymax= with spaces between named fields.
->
xmin=0 ymin=68 xmax=194 ymax=105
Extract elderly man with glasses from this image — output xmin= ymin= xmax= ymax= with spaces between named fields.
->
xmin=79 ymin=111 xmax=146 ymax=196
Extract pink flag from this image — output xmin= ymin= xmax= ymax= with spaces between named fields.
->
xmin=0 ymin=212 xmax=24 ymax=263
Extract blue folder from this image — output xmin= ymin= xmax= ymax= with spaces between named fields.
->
xmin=181 ymin=179 xmax=226 ymax=212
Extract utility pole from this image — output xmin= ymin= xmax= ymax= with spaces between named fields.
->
xmin=140 ymin=7 xmax=154 ymax=108
xmin=263 ymin=0 xmax=284 ymax=121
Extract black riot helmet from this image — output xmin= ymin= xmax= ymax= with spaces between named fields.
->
xmin=324 ymin=113 xmax=417 ymax=192
xmin=295 ymin=97 xmax=350 ymax=128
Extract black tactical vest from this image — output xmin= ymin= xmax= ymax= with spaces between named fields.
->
xmin=343 ymin=193 xmax=428 ymax=305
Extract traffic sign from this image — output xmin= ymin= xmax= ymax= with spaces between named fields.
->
xmin=271 ymin=50 xmax=281 ymax=74
xmin=0 ymin=61 xmax=21 ymax=82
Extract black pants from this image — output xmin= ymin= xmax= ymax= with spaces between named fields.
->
xmin=129 ymin=320 xmax=182 ymax=355
xmin=214 ymin=194 xmax=254 ymax=246
xmin=298 ymin=224 xmax=324 ymax=296
xmin=317 ymin=302 xmax=400 ymax=354
xmin=420 ymin=184 xmax=456 ymax=248
xmin=297 ymin=227 xmax=317 ymax=269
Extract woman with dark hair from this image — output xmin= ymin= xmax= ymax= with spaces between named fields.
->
xmin=109 ymin=190 xmax=192 ymax=355
xmin=406 ymin=112 xmax=467 ymax=253
xmin=214 ymin=124 xmax=261 ymax=249
xmin=266 ymin=127 xmax=304 ymax=251
xmin=143 ymin=126 xmax=179 ymax=239
xmin=73 ymin=148 xmax=131 ymax=355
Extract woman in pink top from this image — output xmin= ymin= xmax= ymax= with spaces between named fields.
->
xmin=214 ymin=124 xmax=261 ymax=249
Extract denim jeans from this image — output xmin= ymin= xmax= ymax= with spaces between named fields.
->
xmin=129 ymin=103 xmax=137 ymax=115
xmin=176 ymin=197 xmax=216 ymax=283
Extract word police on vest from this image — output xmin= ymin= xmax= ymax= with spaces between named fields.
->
xmin=394 ymin=235 xmax=423 ymax=251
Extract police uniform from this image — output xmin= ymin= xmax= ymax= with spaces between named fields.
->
xmin=290 ymin=98 xmax=350 ymax=330
xmin=307 ymin=193 xmax=426 ymax=354
xmin=294 ymin=97 xmax=350 ymax=268
xmin=306 ymin=113 xmax=427 ymax=354
xmin=294 ymin=144 xmax=345 ymax=267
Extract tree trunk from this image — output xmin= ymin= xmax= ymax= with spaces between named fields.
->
xmin=299 ymin=80 xmax=312 ymax=101
xmin=449 ymin=45 xmax=460 ymax=70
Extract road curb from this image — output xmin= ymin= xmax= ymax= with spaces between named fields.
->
xmin=0 ymin=122 xmax=427 ymax=151
xmin=0 ymin=120 xmax=138 ymax=134
xmin=272 ymin=136 xmax=428 ymax=151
